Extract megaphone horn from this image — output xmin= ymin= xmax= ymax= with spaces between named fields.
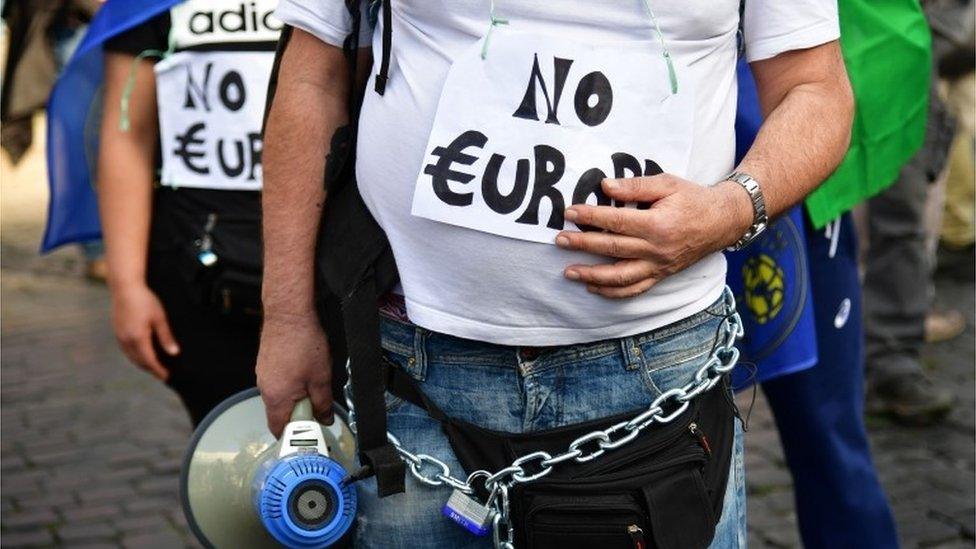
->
xmin=181 ymin=389 xmax=358 ymax=548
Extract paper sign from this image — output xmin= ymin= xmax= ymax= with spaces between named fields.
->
xmin=155 ymin=50 xmax=273 ymax=190
xmin=411 ymin=28 xmax=695 ymax=244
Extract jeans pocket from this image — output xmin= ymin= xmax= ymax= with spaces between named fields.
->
xmin=639 ymin=316 xmax=722 ymax=397
xmin=384 ymin=391 xmax=405 ymax=412
xmin=381 ymin=355 xmax=409 ymax=412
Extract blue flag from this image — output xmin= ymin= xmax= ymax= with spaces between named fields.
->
xmin=43 ymin=0 xmax=182 ymax=252
xmin=727 ymin=59 xmax=818 ymax=389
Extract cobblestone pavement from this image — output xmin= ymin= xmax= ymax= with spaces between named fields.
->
xmin=2 ymin=130 xmax=974 ymax=547
xmin=741 ymin=270 xmax=976 ymax=548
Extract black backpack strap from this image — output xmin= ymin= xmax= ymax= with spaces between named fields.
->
xmin=343 ymin=269 xmax=405 ymax=496
xmin=374 ymin=0 xmax=393 ymax=95
xmin=385 ymin=363 xmax=449 ymax=423
xmin=325 ymin=0 xmax=403 ymax=497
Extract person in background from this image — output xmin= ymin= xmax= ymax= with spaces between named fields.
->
xmin=732 ymin=58 xmax=899 ymax=547
xmin=53 ymin=3 xmax=110 ymax=282
xmin=735 ymin=0 xmax=944 ymax=543
xmin=1 ymin=0 xmax=106 ymax=280
xmin=1 ymin=0 xmax=98 ymax=162
xmin=934 ymin=0 xmax=975 ymax=279
xmin=862 ymin=0 xmax=971 ymax=426
xmin=96 ymin=0 xmax=280 ymax=425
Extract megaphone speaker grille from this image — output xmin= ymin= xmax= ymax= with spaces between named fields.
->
xmin=291 ymin=480 xmax=338 ymax=529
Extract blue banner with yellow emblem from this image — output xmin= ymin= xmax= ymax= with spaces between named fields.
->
xmin=728 ymin=59 xmax=818 ymax=390
xmin=43 ymin=0 xmax=182 ymax=252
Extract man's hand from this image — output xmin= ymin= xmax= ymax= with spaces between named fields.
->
xmin=256 ymin=312 xmax=334 ymax=438
xmin=556 ymin=175 xmax=753 ymax=298
xmin=258 ymin=30 xmax=353 ymax=437
xmin=111 ymin=284 xmax=179 ymax=380
xmin=556 ymin=40 xmax=853 ymax=298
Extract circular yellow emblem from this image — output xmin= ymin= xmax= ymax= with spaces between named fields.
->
xmin=743 ymin=254 xmax=785 ymax=324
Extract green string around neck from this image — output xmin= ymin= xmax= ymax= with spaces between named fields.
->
xmin=641 ymin=0 xmax=678 ymax=94
xmin=119 ymin=49 xmax=168 ymax=132
xmin=480 ymin=0 xmax=509 ymax=60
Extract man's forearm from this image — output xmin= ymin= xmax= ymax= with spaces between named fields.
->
xmin=98 ymin=54 xmax=158 ymax=291
xmin=262 ymin=30 xmax=352 ymax=317
xmin=731 ymin=41 xmax=854 ymax=223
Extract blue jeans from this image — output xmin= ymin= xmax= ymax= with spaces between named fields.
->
xmin=355 ymin=294 xmax=747 ymax=548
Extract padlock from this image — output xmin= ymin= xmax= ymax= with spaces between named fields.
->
xmin=442 ymin=488 xmax=492 ymax=537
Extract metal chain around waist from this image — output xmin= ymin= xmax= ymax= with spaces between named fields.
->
xmin=344 ymin=291 xmax=743 ymax=549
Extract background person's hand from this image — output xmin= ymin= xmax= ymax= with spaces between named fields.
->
xmin=256 ymin=312 xmax=333 ymax=438
xmin=110 ymin=284 xmax=179 ymax=381
xmin=556 ymin=174 xmax=753 ymax=298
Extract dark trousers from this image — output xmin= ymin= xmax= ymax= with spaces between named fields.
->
xmin=763 ymin=213 xmax=899 ymax=548
xmin=863 ymin=80 xmax=954 ymax=384
xmin=148 ymin=247 xmax=260 ymax=426
xmin=863 ymin=156 xmax=933 ymax=383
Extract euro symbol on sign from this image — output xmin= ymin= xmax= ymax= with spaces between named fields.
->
xmin=174 ymin=122 xmax=210 ymax=175
xmin=423 ymin=130 xmax=487 ymax=207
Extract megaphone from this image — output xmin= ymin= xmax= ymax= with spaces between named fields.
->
xmin=181 ymin=388 xmax=358 ymax=548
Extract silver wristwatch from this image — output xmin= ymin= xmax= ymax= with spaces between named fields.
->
xmin=725 ymin=171 xmax=768 ymax=251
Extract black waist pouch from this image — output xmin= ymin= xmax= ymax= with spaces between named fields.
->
xmin=388 ymin=371 xmax=736 ymax=549
xmin=151 ymin=188 xmax=264 ymax=321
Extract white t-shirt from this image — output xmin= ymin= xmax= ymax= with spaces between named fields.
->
xmin=275 ymin=0 xmax=839 ymax=346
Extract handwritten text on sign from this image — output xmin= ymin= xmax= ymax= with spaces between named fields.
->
xmin=155 ymin=51 xmax=273 ymax=191
xmin=411 ymin=31 xmax=694 ymax=244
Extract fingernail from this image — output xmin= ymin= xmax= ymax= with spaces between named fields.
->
xmin=166 ymin=344 xmax=180 ymax=355
xmin=565 ymin=269 xmax=580 ymax=280
xmin=555 ymin=235 xmax=570 ymax=248
xmin=564 ymin=209 xmax=578 ymax=221
xmin=604 ymin=179 xmax=618 ymax=189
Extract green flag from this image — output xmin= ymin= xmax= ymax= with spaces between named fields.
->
xmin=805 ymin=0 xmax=932 ymax=228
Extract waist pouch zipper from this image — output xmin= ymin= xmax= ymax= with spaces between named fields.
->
xmin=689 ymin=422 xmax=712 ymax=458
xmin=629 ymin=524 xmax=647 ymax=549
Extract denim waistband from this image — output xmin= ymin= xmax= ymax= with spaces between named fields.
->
xmin=379 ymin=288 xmax=734 ymax=373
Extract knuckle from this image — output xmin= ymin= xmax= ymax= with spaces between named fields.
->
xmin=647 ymin=245 xmax=668 ymax=263
xmin=309 ymin=377 xmax=332 ymax=389
xmin=602 ymin=288 xmax=627 ymax=299
xmin=267 ymin=390 xmax=289 ymax=406
xmin=259 ymin=388 xmax=285 ymax=407
xmin=654 ymin=218 xmax=675 ymax=236
xmin=617 ymin=284 xmax=641 ymax=298
xmin=567 ymin=233 xmax=584 ymax=250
